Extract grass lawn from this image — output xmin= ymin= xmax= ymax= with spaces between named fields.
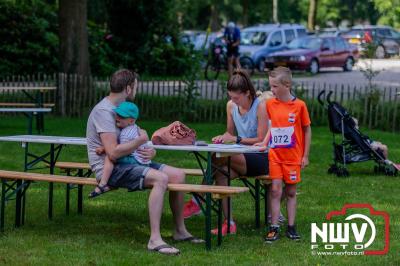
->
xmin=0 ymin=116 xmax=399 ymax=265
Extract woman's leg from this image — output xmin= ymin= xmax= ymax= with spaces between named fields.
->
xmin=214 ymin=154 xmax=246 ymax=221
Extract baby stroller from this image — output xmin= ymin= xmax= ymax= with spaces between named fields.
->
xmin=318 ymin=90 xmax=397 ymax=177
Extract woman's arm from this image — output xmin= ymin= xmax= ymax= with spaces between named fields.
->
xmin=212 ymin=101 xmax=236 ymax=143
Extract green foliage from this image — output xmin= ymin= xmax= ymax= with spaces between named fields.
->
xmin=374 ymin=0 xmax=400 ymax=29
xmin=0 ymin=0 xmax=58 ymax=77
xmin=178 ymin=51 xmax=202 ymax=120
xmin=106 ymin=0 xmax=196 ymax=76
xmin=88 ymin=21 xmax=117 ymax=78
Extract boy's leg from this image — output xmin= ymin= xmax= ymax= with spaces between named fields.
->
xmin=270 ymin=179 xmax=283 ymax=225
xmin=282 ymin=164 xmax=301 ymax=240
xmin=100 ymin=156 xmax=114 ymax=186
xmin=285 ymin=184 xmax=297 ymax=226
xmin=89 ymin=157 xmax=114 ymax=197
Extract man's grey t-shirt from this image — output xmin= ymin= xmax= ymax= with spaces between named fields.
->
xmin=86 ymin=97 xmax=120 ymax=181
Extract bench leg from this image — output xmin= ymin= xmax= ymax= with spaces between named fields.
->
xmin=48 ymin=183 xmax=53 ymax=219
xmin=77 ymin=169 xmax=83 ymax=215
xmin=255 ymin=179 xmax=260 ymax=228
xmin=1 ymin=180 xmax=5 ymax=231
xmin=78 ymin=185 xmax=83 ymax=215
xmin=15 ymin=180 xmax=22 ymax=227
xmin=21 ymin=187 xmax=26 ymax=225
xmin=48 ymin=144 xmax=54 ymax=220
xmin=205 ymin=192 xmax=212 ymax=250
xmin=264 ymin=184 xmax=269 ymax=226
xmin=27 ymin=114 xmax=33 ymax=135
xmin=217 ymin=199 xmax=223 ymax=246
xmin=65 ymin=169 xmax=71 ymax=216
xmin=66 ymin=184 xmax=70 ymax=216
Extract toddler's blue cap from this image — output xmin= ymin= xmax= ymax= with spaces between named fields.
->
xmin=113 ymin=101 xmax=139 ymax=119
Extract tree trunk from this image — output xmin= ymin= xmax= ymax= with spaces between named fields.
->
xmin=209 ymin=3 xmax=220 ymax=31
xmin=59 ymin=0 xmax=90 ymax=76
xmin=242 ymin=0 xmax=249 ymax=27
xmin=272 ymin=0 xmax=278 ymax=23
xmin=308 ymin=0 xmax=318 ymax=31
xmin=59 ymin=0 xmax=91 ymax=116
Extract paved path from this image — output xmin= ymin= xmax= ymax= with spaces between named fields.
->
xmin=293 ymin=59 xmax=400 ymax=88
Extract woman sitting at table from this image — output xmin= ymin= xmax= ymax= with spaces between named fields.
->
xmin=183 ymin=69 xmax=269 ymax=235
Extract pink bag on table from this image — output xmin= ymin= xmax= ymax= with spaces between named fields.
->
xmin=151 ymin=121 xmax=196 ymax=145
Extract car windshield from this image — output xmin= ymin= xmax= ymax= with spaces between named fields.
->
xmin=342 ymin=30 xmax=365 ymax=38
xmin=241 ymin=31 xmax=269 ymax=45
xmin=288 ymin=38 xmax=322 ymax=49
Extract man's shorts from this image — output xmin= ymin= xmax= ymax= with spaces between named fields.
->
xmin=227 ymin=47 xmax=240 ymax=58
xmin=107 ymin=162 xmax=165 ymax=192
xmin=269 ymin=161 xmax=301 ymax=184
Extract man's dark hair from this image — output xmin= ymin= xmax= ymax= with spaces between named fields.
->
xmin=110 ymin=69 xmax=138 ymax=93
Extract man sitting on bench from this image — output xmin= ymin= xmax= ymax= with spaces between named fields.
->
xmin=86 ymin=69 xmax=203 ymax=255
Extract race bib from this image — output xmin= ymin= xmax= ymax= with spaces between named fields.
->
xmin=270 ymin=126 xmax=295 ymax=148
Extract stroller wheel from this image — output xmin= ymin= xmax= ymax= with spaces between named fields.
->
xmin=336 ymin=167 xmax=349 ymax=177
xmin=328 ymin=164 xmax=338 ymax=174
xmin=374 ymin=166 xmax=379 ymax=174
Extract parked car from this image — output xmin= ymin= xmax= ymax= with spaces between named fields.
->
xmin=239 ymin=23 xmax=308 ymax=72
xmin=317 ymin=27 xmax=349 ymax=37
xmin=264 ymin=36 xmax=359 ymax=74
xmin=341 ymin=25 xmax=400 ymax=58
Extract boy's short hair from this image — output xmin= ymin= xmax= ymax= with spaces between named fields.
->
xmin=110 ymin=69 xmax=138 ymax=93
xmin=268 ymin=67 xmax=292 ymax=87
xmin=256 ymin=90 xmax=274 ymax=101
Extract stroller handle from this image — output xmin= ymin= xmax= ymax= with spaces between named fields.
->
xmin=317 ymin=90 xmax=326 ymax=106
xmin=327 ymin=91 xmax=334 ymax=104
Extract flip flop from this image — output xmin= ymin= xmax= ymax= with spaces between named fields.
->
xmin=174 ymin=236 xmax=205 ymax=244
xmin=88 ymin=184 xmax=113 ymax=199
xmin=148 ymin=244 xmax=180 ymax=255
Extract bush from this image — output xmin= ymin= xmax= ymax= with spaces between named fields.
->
xmin=0 ymin=1 xmax=58 ymax=77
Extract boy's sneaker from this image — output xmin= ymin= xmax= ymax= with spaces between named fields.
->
xmin=211 ymin=220 xmax=237 ymax=236
xmin=265 ymin=226 xmax=280 ymax=243
xmin=267 ymin=214 xmax=286 ymax=224
xmin=183 ymin=200 xmax=202 ymax=219
xmin=286 ymin=225 xmax=301 ymax=241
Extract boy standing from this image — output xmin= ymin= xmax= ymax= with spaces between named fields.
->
xmin=259 ymin=67 xmax=311 ymax=242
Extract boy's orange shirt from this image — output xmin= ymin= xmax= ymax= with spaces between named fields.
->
xmin=266 ymin=97 xmax=311 ymax=165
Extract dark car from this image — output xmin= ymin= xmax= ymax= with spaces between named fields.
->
xmin=264 ymin=36 xmax=359 ymax=74
xmin=341 ymin=25 xmax=400 ymax=58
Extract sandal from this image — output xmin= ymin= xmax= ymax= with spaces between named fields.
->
xmin=148 ymin=244 xmax=180 ymax=255
xmin=88 ymin=184 xmax=112 ymax=199
xmin=173 ymin=236 xmax=205 ymax=244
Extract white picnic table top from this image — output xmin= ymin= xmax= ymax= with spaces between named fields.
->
xmin=0 ymin=108 xmax=52 ymax=112
xmin=0 ymin=86 xmax=56 ymax=91
xmin=0 ymin=135 xmax=263 ymax=153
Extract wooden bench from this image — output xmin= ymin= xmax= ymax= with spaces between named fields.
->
xmin=54 ymin=161 xmax=271 ymax=227
xmin=0 ymin=169 xmax=248 ymax=249
xmin=0 ymin=86 xmax=56 ymax=133
xmin=55 ymin=162 xmax=204 ymax=176
xmin=54 ymin=162 xmax=206 ymax=215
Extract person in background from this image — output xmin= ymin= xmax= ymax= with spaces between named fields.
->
xmin=224 ymin=21 xmax=241 ymax=78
